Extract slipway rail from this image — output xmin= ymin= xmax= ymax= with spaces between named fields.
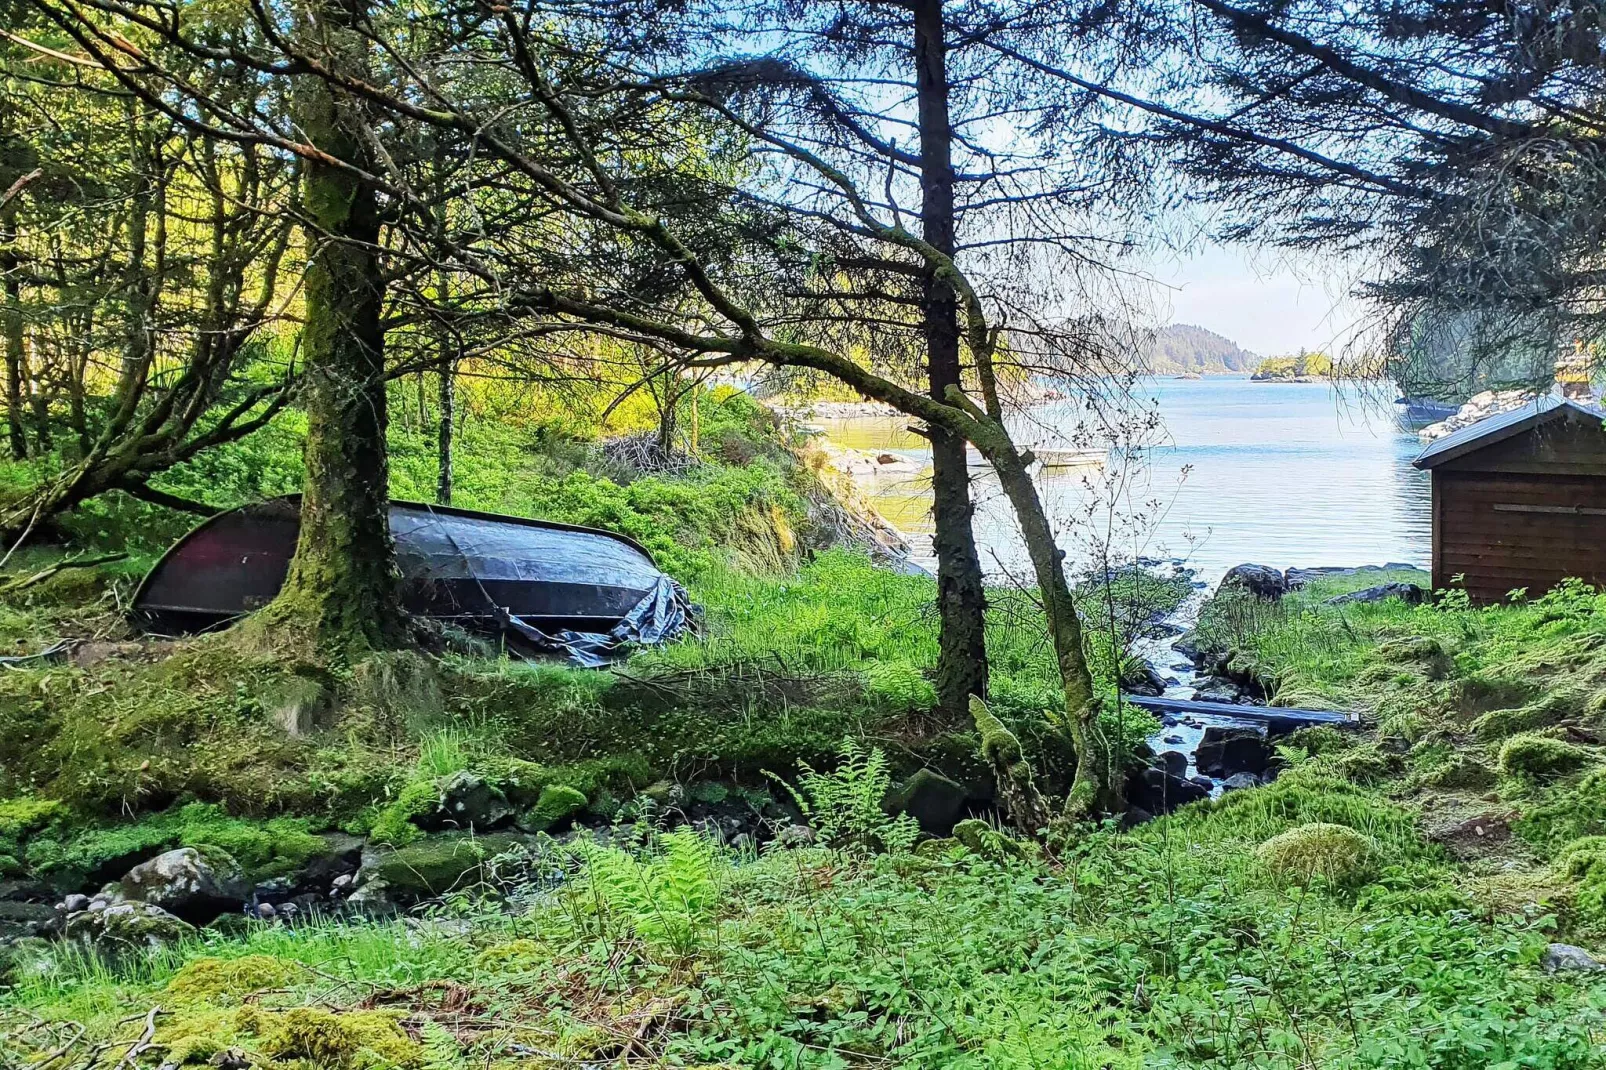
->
xmin=1123 ymin=695 xmax=1357 ymax=733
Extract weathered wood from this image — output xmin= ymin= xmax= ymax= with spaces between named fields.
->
xmin=1124 ymin=694 xmax=1356 ymax=733
xmin=1431 ymin=444 xmax=1606 ymax=602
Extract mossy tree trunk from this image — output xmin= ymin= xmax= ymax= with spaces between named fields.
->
xmin=981 ymin=438 xmax=1121 ymax=818
xmin=262 ymin=0 xmax=407 ymax=654
xmin=914 ymin=0 xmax=989 ymax=718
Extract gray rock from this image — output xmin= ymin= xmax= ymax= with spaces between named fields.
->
xmin=775 ymin=824 xmax=816 ymax=848
xmin=422 ymin=771 xmax=515 ymax=831
xmin=1195 ymin=726 xmax=1271 ymax=778
xmin=1188 ymin=775 xmax=1216 ymax=792
xmin=1220 ymin=772 xmax=1261 ymax=792
xmin=256 ymin=902 xmax=277 ymax=920
xmin=1326 ymin=583 xmax=1427 ymax=607
xmin=885 ymin=768 xmax=968 ymax=834
xmin=0 ymin=900 xmax=55 ymax=943
xmin=1192 ymin=678 xmax=1249 ymax=704
xmin=1542 ymin=943 xmax=1604 ymax=973
xmin=1162 ymin=734 xmax=1185 ymax=745
xmin=1221 ymin=563 xmax=1289 ymax=601
xmin=63 ymin=901 xmax=194 ymax=954
xmin=1155 ymin=750 xmax=1188 ymax=778
xmin=1127 ymin=766 xmax=1210 ymax=815
xmin=1122 ymin=664 xmax=1168 ymax=697
xmin=58 ymin=893 xmax=89 ymax=914
xmin=120 ymin=847 xmax=249 ymax=923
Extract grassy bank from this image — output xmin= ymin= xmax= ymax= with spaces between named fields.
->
xmin=1195 ymin=570 xmax=1606 ymax=941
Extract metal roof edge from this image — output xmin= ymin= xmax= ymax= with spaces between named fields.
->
xmin=1412 ymin=394 xmax=1606 ymax=469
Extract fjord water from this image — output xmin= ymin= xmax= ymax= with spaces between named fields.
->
xmin=845 ymin=376 xmax=1433 ymax=582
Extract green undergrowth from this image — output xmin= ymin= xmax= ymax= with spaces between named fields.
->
xmin=4 ymin=769 xmax=1603 ymax=1069
xmin=1194 ymin=570 xmax=1606 ymax=940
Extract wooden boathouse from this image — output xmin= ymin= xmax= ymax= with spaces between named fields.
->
xmin=1413 ymin=394 xmax=1606 ymax=602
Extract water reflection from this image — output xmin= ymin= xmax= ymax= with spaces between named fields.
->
xmin=813 ymin=378 xmax=1432 ymax=583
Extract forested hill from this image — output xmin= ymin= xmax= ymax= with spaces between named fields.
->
xmin=1147 ymin=323 xmax=1258 ymax=375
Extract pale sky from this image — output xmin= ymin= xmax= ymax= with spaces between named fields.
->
xmin=1153 ymin=243 xmax=1365 ymax=358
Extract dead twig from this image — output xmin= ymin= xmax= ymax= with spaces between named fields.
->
xmin=113 ymin=1007 xmax=162 ymax=1070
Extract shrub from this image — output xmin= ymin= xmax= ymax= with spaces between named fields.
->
xmin=1255 ymin=822 xmax=1380 ymax=889
xmin=1497 ymin=734 xmax=1591 ymax=779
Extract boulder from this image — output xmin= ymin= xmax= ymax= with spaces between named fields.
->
xmin=885 ymin=769 xmax=969 ymax=834
xmin=120 ymin=848 xmax=248 ymax=923
xmin=421 ymin=771 xmax=515 ymax=831
xmin=1126 ymin=766 xmax=1209 ymax=815
xmin=1326 ymin=583 xmax=1426 ymax=607
xmin=1121 ymin=664 xmax=1168 ymax=698
xmin=1542 ymin=943 xmax=1605 ymax=973
xmin=1195 ymin=726 xmax=1270 ymax=778
xmin=293 ymin=833 xmax=366 ymax=893
xmin=62 ymin=901 xmax=194 ymax=953
xmin=1192 ymin=678 xmax=1256 ymax=704
xmin=1154 ymin=751 xmax=1188 ymax=778
xmin=1221 ymin=563 xmax=1289 ymax=601
xmin=0 ymin=900 xmax=55 ymax=943
xmin=353 ymin=832 xmax=530 ymax=905
xmin=1220 ymin=772 xmax=1260 ymax=793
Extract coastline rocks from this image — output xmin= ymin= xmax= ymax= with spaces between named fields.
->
xmin=1195 ymin=726 xmax=1270 ymax=779
xmin=1419 ymin=390 xmax=1535 ymax=443
xmin=1220 ymin=772 xmax=1261 ymax=793
xmin=1222 ymin=563 xmax=1289 ymax=601
xmin=120 ymin=847 xmax=248 ymax=923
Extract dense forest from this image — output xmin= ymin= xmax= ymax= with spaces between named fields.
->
xmin=2 ymin=1 xmax=1606 ymax=1067
xmin=1147 ymin=324 xmax=1258 ymax=376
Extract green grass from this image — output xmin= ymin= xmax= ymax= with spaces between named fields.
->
xmin=4 ymin=774 xmax=1604 ymax=1069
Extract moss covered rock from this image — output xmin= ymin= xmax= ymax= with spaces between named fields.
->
xmin=1497 ymin=733 xmax=1591 ymax=779
xmin=520 ymin=785 xmax=587 ymax=832
xmin=355 ymin=832 xmax=529 ymax=903
xmin=1255 ymin=822 xmax=1380 ymax=889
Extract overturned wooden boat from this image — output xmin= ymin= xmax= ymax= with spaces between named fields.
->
xmin=132 ymin=496 xmax=693 ymax=663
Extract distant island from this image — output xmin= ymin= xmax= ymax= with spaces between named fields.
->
xmin=1146 ymin=323 xmax=1259 ymax=376
xmin=1250 ymin=350 xmax=1334 ymax=382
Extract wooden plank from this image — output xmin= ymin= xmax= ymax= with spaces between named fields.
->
xmin=1124 ymin=694 xmax=1356 ymax=732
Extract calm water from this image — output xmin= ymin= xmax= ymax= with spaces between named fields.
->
xmin=821 ymin=377 xmax=1432 ymax=583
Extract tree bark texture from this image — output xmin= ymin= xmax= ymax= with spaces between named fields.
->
xmin=913 ymin=0 xmax=989 ymax=716
xmin=266 ymin=0 xmax=406 ymax=653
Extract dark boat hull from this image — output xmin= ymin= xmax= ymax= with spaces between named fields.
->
xmin=133 ymin=497 xmax=669 ymax=635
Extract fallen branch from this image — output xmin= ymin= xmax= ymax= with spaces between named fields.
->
xmin=113 ymin=1007 xmax=162 ymax=1070
xmin=0 ymin=553 xmax=128 ymax=595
